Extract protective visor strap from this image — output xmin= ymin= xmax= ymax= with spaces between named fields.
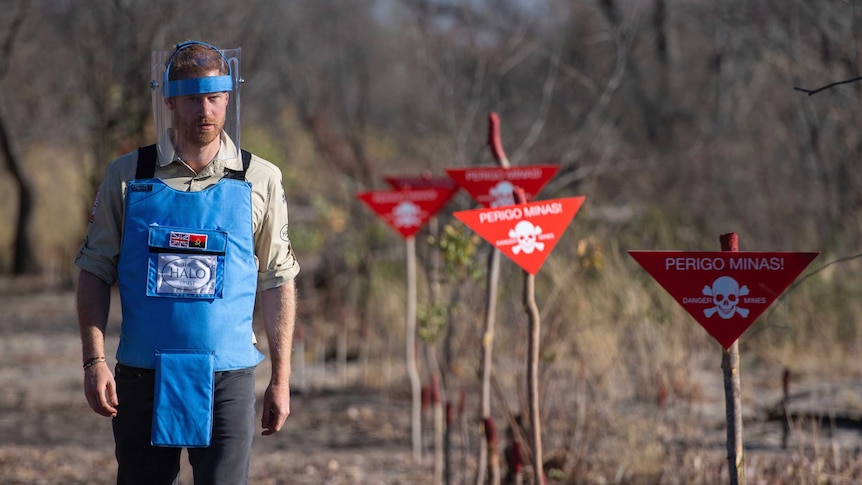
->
xmin=163 ymin=75 xmax=232 ymax=97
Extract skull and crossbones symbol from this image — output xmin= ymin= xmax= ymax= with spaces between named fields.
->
xmin=489 ymin=181 xmax=515 ymax=207
xmin=509 ymin=220 xmax=544 ymax=254
xmin=702 ymin=276 xmax=749 ymax=319
xmin=393 ymin=201 xmax=421 ymax=227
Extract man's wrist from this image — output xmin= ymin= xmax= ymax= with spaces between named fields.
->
xmin=269 ymin=370 xmax=291 ymax=386
xmin=83 ymin=356 xmax=106 ymax=370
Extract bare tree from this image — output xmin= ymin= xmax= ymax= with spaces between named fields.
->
xmin=0 ymin=1 xmax=37 ymax=274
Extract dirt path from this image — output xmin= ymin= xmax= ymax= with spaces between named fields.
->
xmin=0 ymin=285 xmax=438 ymax=484
xmin=2 ymin=281 xmax=860 ymax=483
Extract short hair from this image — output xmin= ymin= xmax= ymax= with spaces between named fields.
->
xmin=168 ymin=42 xmax=228 ymax=81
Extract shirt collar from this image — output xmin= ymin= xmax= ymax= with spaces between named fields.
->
xmin=156 ymin=130 xmax=242 ymax=171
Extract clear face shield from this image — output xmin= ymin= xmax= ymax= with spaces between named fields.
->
xmin=150 ymin=41 xmax=242 ymax=163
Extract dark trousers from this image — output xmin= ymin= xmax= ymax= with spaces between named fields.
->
xmin=112 ymin=364 xmax=256 ymax=485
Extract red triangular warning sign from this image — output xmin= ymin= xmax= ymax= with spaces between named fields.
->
xmin=454 ymin=197 xmax=585 ymax=274
xmin=446 ymin=165 xmax=559 ymax=208
xmin=628 ymin=251 xmax=819 ymax=348
xmin=357 ymin=187 xmax=456 ymax=239
xmin=384 ymin=174 xmax=459 ymax=191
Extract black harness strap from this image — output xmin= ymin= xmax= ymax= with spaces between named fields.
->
xmin=222 ymin=149 xmax=252 ymax=180
xmin=135 ymin=144 xmax=159 ymax=180
xmin=135 ymin=144 xmax=252 ymax=180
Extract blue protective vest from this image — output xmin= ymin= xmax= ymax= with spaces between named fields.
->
xmin=115 ymin=158 xmax=263 ymax=371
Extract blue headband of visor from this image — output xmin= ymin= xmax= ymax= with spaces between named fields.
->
xmin=162 ymin=41 xmax=233 ymax=97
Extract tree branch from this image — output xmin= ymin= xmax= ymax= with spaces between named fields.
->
xmin=794 ymin=76 xmax=862 ymax=96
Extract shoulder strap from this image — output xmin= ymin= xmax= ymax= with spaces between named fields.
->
xmin=135 ymin=144 xmax=159 ymax=179
xmin=135 ymin=145 xmax=252 ymax=181
xmin=223 ymin=150 xmax=252 ymax=180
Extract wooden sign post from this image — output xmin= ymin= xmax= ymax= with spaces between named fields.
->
xmin=357 ymin=187 xmax=456 ymax=462
xmin=629 ymin=236 xmax=818 ymax=484
xmin=454 ymin=195 xmax=584 ymax=485
xmin=383 ymin=174 xmax=459 ymax=483
xmin=447 ymin=114 xmax=561 ymax=483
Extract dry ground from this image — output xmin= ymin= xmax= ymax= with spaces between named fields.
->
xmin=0 ymin=279 xmax=432 ymax=484
xmin=1 ymin=277 xmax=860 ymax=484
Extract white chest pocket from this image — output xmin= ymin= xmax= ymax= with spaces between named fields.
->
xmin=146 ymin=226 xmax=228 ymax=299
xmin=155 ymin=254 xmax=219 ymax=296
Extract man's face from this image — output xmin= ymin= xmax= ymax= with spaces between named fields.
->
xmin=165 ymin=70 xmax=229 ymax=149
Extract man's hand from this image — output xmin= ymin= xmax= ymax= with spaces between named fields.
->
xmin=77 ymin=270 xmax=115 ymax=417
xmin=260 ymin=381 xmax=290 ymax=435
xmin=259 ymin=282 xmax=295 ymax=436
xmin=83 ymin=362 xmax=118 ymax=417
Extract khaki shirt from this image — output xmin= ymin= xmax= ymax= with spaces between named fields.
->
xmin=75 ymin=147 xmax=300 ymax=291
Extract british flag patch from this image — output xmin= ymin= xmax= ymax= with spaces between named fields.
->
xmin=169 ymin=232 xmax=190 ymax=248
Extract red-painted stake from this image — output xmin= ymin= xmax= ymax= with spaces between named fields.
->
xmin=488 ymin=113 xmax=510 ymax=166
xmin=477 ymin=112 xmax=509 ymax=485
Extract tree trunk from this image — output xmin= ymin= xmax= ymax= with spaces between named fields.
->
xmin=0 ymin=3 xmax=37 ymax=275
xmin=0 ymin=102 xmax=38 ymax=274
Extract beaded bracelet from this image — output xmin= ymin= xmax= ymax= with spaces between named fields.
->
xmin=83 ymin=356 xmax=106 ymax=370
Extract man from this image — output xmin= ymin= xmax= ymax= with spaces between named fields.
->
xmin=75 ymin=41 xmax=299 ymax=484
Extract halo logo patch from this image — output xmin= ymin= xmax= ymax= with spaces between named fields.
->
xmin=156 ymin=255 xmax=217 ymax=295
